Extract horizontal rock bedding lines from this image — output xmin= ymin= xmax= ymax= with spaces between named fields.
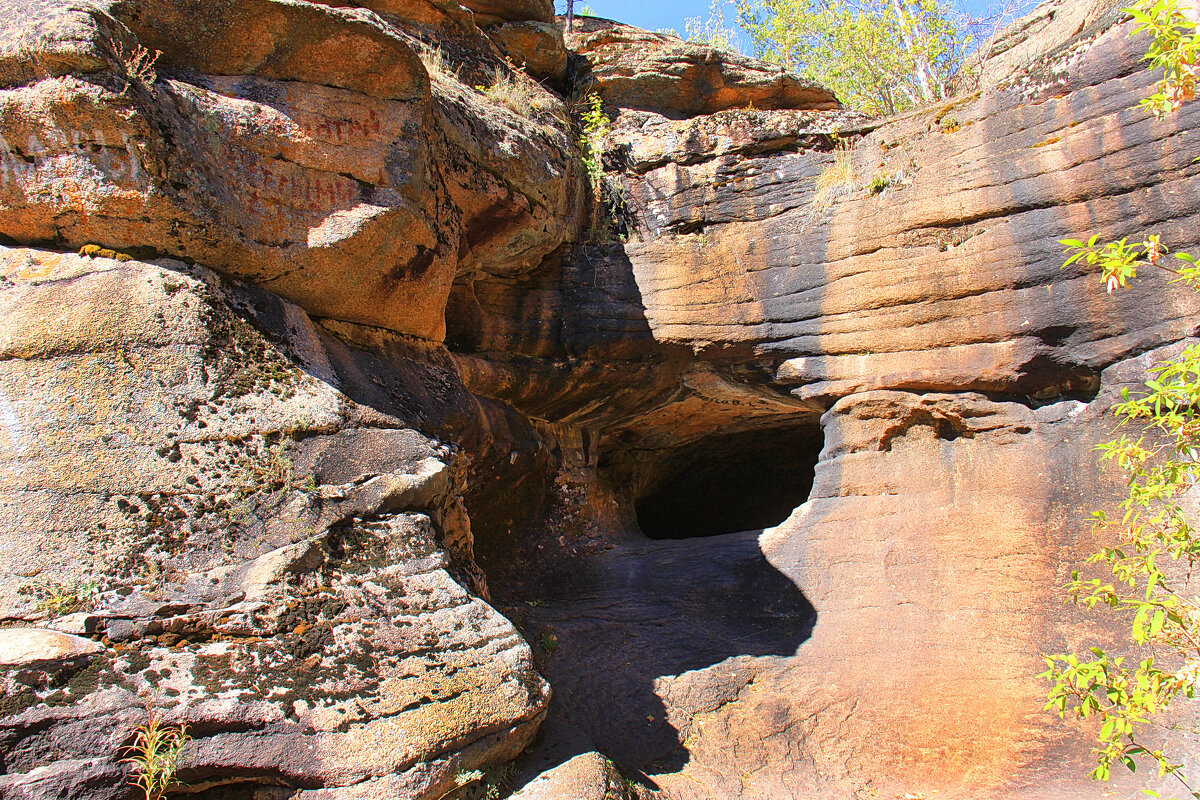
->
xmin=614 ymin=36 xmax=1200 ymax=386
xmin=0 ymin=0 xmax=1199 ymax=798
xmin=0 ymin=248 xmax=550 ymax=799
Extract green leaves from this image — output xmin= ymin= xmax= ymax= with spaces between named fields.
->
xmin=735 ymin=0 xmax=971 ymax=116
xmin=1044 ymin=324 xmax=1200 ymax=795
xmin=578 ymin=93 xmax=610 ymax=194
xmin=1058 ymin=234 xmax=1199 ymax=294
xmin=1123 ymin=0 xmax=1199 ymax=116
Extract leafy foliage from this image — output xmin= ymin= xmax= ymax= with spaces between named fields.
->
xmin=579 ymin=93 xmax=610 ymax=194
xmin=1042 ymin=1 xmax=1200 ymax=794
xmin=1128 ymin=0 xmax=1199 ymax=117
xmin=735 ymin=0 xmax=972 ymax=115
xmin=124 ymin=707 xmax=189 ymax=800
xmin=1060 ymin=233 xmax=1192 ymax=293
xmin=1041 ymin=337 xmax=1200 ymax=790
xmin=686 ymin=1 xmax=744 ymax=52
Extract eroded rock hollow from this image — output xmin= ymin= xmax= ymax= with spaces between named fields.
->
xmin=0 ymin=0 xmax=1198 ymax=798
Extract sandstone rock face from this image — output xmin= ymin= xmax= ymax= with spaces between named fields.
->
xmin=451 ymin=7 xmax=1200 ymax=800
xmin=962 ymin=0 xmax=1123 ymax=89
xmin=1 ymin=0 xmax=1200 ymax=799
xmin=486 ymin=20 xmax=567 ymax=83
xmin=460 ymin=0 xmax=555 ymax=26
xmin=566 ymin=16 xmax=840 ymax=116
xmin=0 ymin=248 xmax=547 ymax=798
xmin=110 ymin=0 xmax=431 ymax=101
xmin=0 ymin=0 xmax=583 ymax=341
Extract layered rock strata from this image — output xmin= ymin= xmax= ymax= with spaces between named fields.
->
xmin=0 ymin=249 xmax=548 ymax=800
xmin=0 ymin=0 xmax=1198 ymax=799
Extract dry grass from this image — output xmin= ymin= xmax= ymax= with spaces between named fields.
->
xmin=481 ymin=69 xmax=540 ymax=114
xmin=478 ymin=68 xmax=564 ymax=122
xmin=417 ymin=44 xmax=459 ymax=83
xmin=812 ymin=142 xmax=856 ymax=210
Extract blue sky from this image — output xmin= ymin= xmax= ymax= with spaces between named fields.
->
xmin=553 ymin=0 xmax=1023 ymax=52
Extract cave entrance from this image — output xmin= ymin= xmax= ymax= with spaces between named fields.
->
xmin=634 ymin=421 xmax=823 ymax=540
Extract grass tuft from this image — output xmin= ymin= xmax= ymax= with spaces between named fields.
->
xmin=812 ymin=142 xmax=856 ymax=210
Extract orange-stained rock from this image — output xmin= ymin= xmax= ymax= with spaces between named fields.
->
xmin=566 ymin=16 xmax=840 ymax=116
xmin=326 ymin=0 xmax=481 ymax=32
xmin=487 ymin=20 xmax=567 ymax=83
xmin=0 ymin=0 xmax=583 ymax=341
xmin=460 ymin=0 xmax=554 ymax=26
xmin=109 ymin=0 xmax=430 ymax=102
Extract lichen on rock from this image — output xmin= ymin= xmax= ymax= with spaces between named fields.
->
xmin=0 ymin=0 xmax=1199 ymax=797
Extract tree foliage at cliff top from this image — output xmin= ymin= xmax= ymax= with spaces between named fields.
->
xmin=736 ymin=0 xmax=972 ymax=115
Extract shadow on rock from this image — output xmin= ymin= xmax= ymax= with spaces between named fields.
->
xmin=510 ymin=528 xmax=815 ymax=776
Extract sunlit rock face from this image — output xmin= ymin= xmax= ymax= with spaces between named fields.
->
xmin=1 ymin=0 xmax=1199 ymax=798
xmin=0 ymin=0 xmax=584 ymax=341
xmin=0 ymin=248 xmax=549 ymax=800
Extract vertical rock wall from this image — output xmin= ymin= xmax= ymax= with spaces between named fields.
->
xmin=0 ymin=0 xmax=1197 ymax=799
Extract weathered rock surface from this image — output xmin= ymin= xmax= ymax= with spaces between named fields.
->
xmin=449 ymin=6 xmax=1200 ymax=799
xmin=0 ymin=248 xmax=547 ymax=798
xmin=962 ymin=0 xmax=1123 ymax=89
xmin=0 ymin=630 xmax=103 ymax=668
xmin=461 ymin=0 xmax=554 ymax=27
xmin=486 ymin=20 xmax=567 ymax=83
xmin=0 ymin=0 xmax=584 ymax=341
xmin=1 ymin=0 xmax=1199 ymax=798
xmin=508 ymin=752 xmax=634 ymax=799
xmin=566 ymin=16 xmax=840 ymax=116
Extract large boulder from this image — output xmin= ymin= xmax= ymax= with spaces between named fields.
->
xmin=0 ymin=0 xmax=583 ymax=341
xmin=0 ymin=247 xmax=548 ymax=798
xmin=565 ymin=17 xmax=839 ymax=116
xmin=109 ymin=0 xmax=430 ymax=101
xmin=486 ymin=20 xmax=567 ymax=83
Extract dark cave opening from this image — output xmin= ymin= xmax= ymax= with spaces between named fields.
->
xmin=634 ymin=422 xmax=824 ymax=540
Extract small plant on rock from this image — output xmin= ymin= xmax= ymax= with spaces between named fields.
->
xmin=111 ymin=39 xmax=160 ymax=94
xmin=865 ymin=172 xmax=893 ymax=194
xmin=436 ymin=769 xmax=484 ymax=800
xmin=124 ymin=705 xmax=189 ymax=800
xmin=18 ymin=576 xmax=98 ymax=618
xmin=579 ymin=92 xmax=611 ymax=196
xmin=811 ymin=141 xmax=855 ymax=210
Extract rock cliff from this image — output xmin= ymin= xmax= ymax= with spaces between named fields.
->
xmin=0 ymin=0 xmax=1198 ymax=799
